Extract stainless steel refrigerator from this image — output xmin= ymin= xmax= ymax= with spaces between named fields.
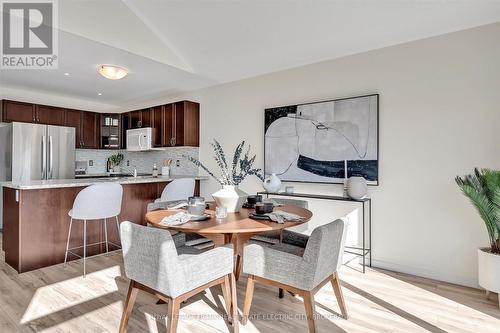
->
xmin=0 ymin=122 xmax=75 ymax=228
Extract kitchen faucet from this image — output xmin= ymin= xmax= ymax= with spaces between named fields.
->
xmin=122 ymin=166 xmax=138 ymax=178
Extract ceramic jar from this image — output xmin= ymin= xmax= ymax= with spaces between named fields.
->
xmin=346 ymin=176 xmax=368 ymax=199
xmin=263 ymin=173 xmax=282 ymax=193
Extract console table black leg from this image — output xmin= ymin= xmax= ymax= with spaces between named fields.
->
xmin=362 ymin=201 xmax=366 ymax=273
xmin=369 ymin=199 xmax=372 ymax=267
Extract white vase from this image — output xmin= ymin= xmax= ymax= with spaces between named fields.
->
xmin=113 ymin=166 xmax=121 ymax=173
xmin=212 ymin=185 xmax=248 ymax=213
xmin=346 ymin=176 xmax=367 ymax=199
xmin=478 ymin=248 xmax=500 ymax=307
xmin=263 ymin=173 xmax=282 ymax=193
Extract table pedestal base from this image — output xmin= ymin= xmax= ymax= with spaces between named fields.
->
xmin=199 ymin=232 xmax=257 ymax=281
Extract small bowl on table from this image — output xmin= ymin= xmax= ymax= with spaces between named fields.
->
xmin=246 ymin=195 xmax=262 ymax=207
xmin=254 ymin=202 xmax=274 ymax=215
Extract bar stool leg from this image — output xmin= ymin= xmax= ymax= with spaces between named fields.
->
xmin=64 ymin=218 xmax=73 ymax=266
xmin=103 ymin=218 xmax=109 ymax=254
xmin=83 ymin=219 xmax=87 ymax=277
xmin=115 ymin=216 xmax=121 ymax=244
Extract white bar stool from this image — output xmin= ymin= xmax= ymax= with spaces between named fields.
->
xmin=64 ymin=182 xmax=123 ymax=277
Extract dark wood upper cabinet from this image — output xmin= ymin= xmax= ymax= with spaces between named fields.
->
xmin=161 ymin=101 xmax=199 ymax=147
xmin=163 ymin=104 xmax=174 ymax=146
xmin=81 ymin=112 xmax=99 ymax=149
xmin=1 ymin=99 xmax=200 ymax=150
xmin=1 ymin=100 xmax=35 ymax=123
xmin=129 ymin=110 xmax=142 ymax=129
xmin=152 ymin=105 xmax=164 ymax=147
xmin=65 ymin=109 xmax=82 ymax=147
xmin=141 ymin=108 xmax=152 ymax=128
xmin=100 ymin=114 xmax=121 ymax=149
xmin=172 ymin=101 xmax=200 ymax=147
xmin=64 ymin=109 xmax=99 ymax=149
xmin=128 ymin=108 xmax=153 ymax=129
xmin=36 ymin=105 xmax=66 ymax=126
xmin=121 ymin=113 xmax=129 ymax=149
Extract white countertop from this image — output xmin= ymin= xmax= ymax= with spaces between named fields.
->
xmin=1 ymin=175 xmax=209 ymax=190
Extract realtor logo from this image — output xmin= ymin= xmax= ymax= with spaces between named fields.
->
xmin=1 ymin=0 xmax=58 ymax=68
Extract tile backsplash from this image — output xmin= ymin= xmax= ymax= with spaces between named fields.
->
xmin=76 ymin=147 xmax=199 ymax=176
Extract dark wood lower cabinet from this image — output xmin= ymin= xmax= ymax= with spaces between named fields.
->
xmin=2 ymin=180 xmax=200 ymax=273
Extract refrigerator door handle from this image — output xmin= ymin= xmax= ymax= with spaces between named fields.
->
xmin=41 ymin=135 xmax=47 ymax=179
xmin=49 ymin=135 xmax=53 ymax=179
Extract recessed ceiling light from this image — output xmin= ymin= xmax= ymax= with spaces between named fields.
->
xmin=97 ymin=64 xmax=128 ymax=80
xmin=64 ymin=72 xmax=70 ymax=76
xmin=98 ymin=93 xmax=102 ymax=96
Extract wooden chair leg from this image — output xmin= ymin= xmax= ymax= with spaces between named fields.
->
xmin=166 ymin=297 xmax=181 ymax=333
xmin=242 ymin=274 xmax=255 ymax=325
xmin=279 ymin=288 xmax=284 ymax=298
xmin=119 ymin=281 xmax=139 ymax=333
xmin=235 ymin=255 xmax=242 ymax=281
xmin=331 ymin=272 xmax=348 ymax=319
xmin=303 ymin=291 xmax=317 ymax=333
xmin=222 ymin=274 xmax=233 ymax=324
xmin=230 ymin=273 xmax=239 ymax=333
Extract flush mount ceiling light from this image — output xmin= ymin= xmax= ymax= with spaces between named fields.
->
xmin=97 ymin=64 xmax=128 ymax=80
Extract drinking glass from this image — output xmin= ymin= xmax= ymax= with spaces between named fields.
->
xmin=215 ymin=206 xmax=227 ymax=219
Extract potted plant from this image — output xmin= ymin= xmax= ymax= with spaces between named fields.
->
xmin=188 ymin=139 xmax=263 ymax=212
xmin=110 ymin=153 xmax=124 ymax=173
xmin=456 ymin=168 xmax=500 ymax=306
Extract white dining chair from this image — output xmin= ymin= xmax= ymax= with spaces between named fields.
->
xmin=156 ymin=178 xmax=195 ymax=203
xmin=148 ymin=178 xmax=213 ymax=250
xmin=64 ymin=182 xmax=123 ymax=277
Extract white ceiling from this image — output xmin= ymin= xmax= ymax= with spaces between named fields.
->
xmin=1 ymin=0 xmax=500 ymax=112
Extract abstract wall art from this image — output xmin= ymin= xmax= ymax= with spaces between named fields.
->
xmin=264 ymin=94 xmax=379 ymax=185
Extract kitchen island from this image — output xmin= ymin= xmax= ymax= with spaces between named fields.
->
xmin=1 ymin=175 xmax=207 ymax=273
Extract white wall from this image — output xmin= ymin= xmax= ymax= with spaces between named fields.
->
xmin=2 ymin=23 xmax=498 ymax=286
xmin=136 ymin=23 xmax=500 ymax=287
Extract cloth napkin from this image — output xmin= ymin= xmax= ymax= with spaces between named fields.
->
xmin=159 ymin=212 xmax=191 ymax=226
xmin=265 ymin=210 xmax=304 ymax=224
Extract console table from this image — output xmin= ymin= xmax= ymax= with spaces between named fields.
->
xmin=258 ymin=191 xmax=372 ymax=273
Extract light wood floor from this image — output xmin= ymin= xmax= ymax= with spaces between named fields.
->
xmin=1 ymin=237 xmax=499 ymax=332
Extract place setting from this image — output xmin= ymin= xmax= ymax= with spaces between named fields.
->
xmin=245 ymin=194 xmax=306 ymax=224
xmin=158 ymin=196 xmax=212 ymax=226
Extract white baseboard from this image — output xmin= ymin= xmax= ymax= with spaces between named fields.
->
xmin=367 ymin=258 xmax=479 ymax=289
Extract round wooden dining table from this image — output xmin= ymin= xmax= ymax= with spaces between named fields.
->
xmin=145 ymin=204 xmax=313 ymax=280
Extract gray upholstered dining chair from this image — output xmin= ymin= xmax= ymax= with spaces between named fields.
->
xmin=118 ymin=221 xmax=238 ymax=333
xmin=242 ymin=218 xmax=348 ymax=333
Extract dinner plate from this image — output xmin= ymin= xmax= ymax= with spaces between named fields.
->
xmin=248 ymin=212 xmax=271 ymax=220
xmin=189 ymin=213 xmax=211 ymax=221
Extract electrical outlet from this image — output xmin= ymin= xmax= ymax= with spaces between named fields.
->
xmin=176 ymin=159 xmax=180 ymax=167
xmin=89 ymin=160 xmax=93 ymax=166
xmin=127 ymin=160 xmax=130 ymax=166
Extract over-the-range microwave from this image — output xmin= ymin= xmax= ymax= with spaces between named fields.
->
xmin=126 ymin=127 xmax=164 ymax=151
